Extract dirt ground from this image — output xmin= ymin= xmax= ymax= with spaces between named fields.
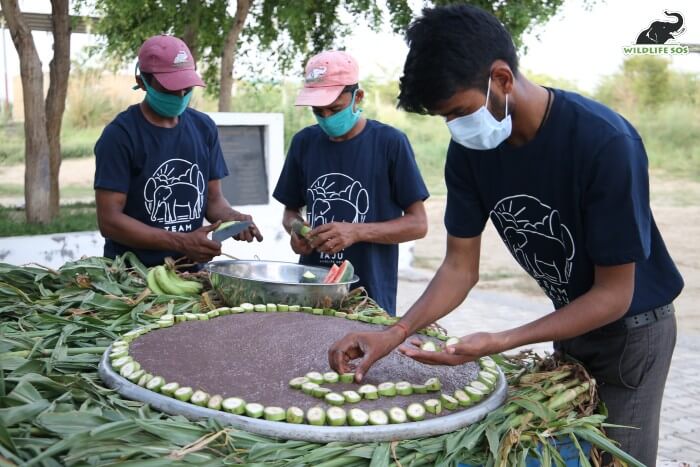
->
xmin=413 ymin=175 xmax=700 ymax=335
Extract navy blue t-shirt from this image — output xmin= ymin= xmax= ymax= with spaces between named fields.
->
xmin=273 ymin=120 xmax=429 ymax=314
xmin=94 ymin=105 xmax=229 ymax=267
xmin=444 ymin=89 xmax=683 ymax=316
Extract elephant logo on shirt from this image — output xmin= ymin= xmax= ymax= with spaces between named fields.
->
xmin=307 ymin=173 xmax=369 ymax=227
xmin=144 ymin=159 xmax=206 ymax=225
xmin=490 ymin=195 xmax=575 ymax=305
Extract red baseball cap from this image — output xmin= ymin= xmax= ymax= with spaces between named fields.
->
xmin=137 ymin=35 xmax=205 ymax=91
xmin=295 ymin=51 xmax=359 ymax=107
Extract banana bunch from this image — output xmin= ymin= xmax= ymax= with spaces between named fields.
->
xmin=146 ymin=265 xmax=203 ymax=296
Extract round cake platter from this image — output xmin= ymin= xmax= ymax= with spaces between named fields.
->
xmin=98 ymin=307 xmax=507 ymax=444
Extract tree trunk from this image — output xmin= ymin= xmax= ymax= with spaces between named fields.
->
xmin=218 ymin=0 xmax=252 ymax=112
xmin=0 ymin=0 xmax=51 ymax=223
xmin=182 ymin=0 xmax=201 ymax=63
xmin=46 ymin=0 xmax=71 ymax=218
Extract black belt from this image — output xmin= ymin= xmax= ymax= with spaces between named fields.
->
xmin=604 ymin=303 xmax=675 ymax=332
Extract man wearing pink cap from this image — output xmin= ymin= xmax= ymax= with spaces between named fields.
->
xmin=273 ymin=51 xmax=429 ymax=315
xmin=94 ymin=35 xmax=262 ymax=268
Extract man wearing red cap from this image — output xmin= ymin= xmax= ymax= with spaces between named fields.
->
xmin=273 ymin=51 xmax=429 ymax=315
xmin=94 ymin=35 xmax=262 ymax=267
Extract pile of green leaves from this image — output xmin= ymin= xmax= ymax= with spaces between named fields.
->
xmin=0 ymin=256 xmax=642 ymax=466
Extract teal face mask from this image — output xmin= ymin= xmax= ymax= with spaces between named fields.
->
xmin=142 ymin=78 xmax=192 ymax=118
xmin=314 ymin=90 xmax=362 ymax=137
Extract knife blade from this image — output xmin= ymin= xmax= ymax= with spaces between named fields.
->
xmin=211 ymin=221 xmax=252 ymax=243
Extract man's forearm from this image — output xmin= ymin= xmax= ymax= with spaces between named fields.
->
xmin=393 ymin=258 xmax=478 ymax=337
xmin=356 ymin=212 xmax=427 ymax=245
xmin=496 ymin=269 xmax=634 ymax=351
xmin=283 ymin=208 xmax=304 ymax=233
xmin=206 ymin=197 xmax=245 ymax=223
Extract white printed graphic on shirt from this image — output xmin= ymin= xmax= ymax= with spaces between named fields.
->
xmin=307 ymin=173 xmax=369 ymax=262
xmin=490 ymin=195 xmax=574 ymax=307
xmin=144 ymin=158 xmax=206 ymax=230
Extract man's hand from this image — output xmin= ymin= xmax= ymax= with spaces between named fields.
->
xmin=328 ymin=328 xmax=405 ymax=382
xmin=178 ymin=222 xmax=223 ymax=263
xmin=309 ymin=222 xmax=359 ymax=255
xmin=228 ymin=213 xmax=263 ymax=243
xmin=398 ymin=333 xmax=498 ymax=366
xmin=291 ymin=231 xmax=314 ymax=255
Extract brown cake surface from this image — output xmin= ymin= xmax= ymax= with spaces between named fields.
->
xmin=129 ymin=312 xmax=480 ymax=415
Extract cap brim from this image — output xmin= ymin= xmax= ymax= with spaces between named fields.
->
xmin=295 ymin=85 xmax=345 ymax=107
xmin=153 ymin=69 xmax=206 ymax=91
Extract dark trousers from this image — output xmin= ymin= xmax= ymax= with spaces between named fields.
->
xmin=555 ymin=310 xmax=677 ymax=466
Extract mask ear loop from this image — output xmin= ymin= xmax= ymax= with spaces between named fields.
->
xmin=485 ymin=76 xmax=492 ymax=109
xmin=132 ymin=62 xmax=141 ymax=91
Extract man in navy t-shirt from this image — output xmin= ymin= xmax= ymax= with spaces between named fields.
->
xmin=94 ymin=35 xmax=262 ymax=267
xmin=328 ymin=6 xmax=683 ymax=464
xmin=273 ymin=51 xmax=429 ymax=315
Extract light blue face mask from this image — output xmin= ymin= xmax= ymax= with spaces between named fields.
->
xmin=446 ymin=77 xmax=512 ymax=150
xmin=142 ymin=78 xmax=192 ymax=118
xmin=315 ymin=90 xmax=362 ymax=138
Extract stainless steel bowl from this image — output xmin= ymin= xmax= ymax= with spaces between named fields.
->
xmin=205 ymin=260 xmax=359 ymax=309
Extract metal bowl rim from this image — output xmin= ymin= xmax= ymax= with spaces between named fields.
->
xmin=205 ymin=259 xmax=360 ymax=286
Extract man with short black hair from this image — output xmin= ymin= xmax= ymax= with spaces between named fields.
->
xmin=94 ymin=35 xmax=262 ymax=267
xmin=273 ymin=50 xmax=429 ymax=315
xmin=328 ymin=6 xmax=683 ymax=463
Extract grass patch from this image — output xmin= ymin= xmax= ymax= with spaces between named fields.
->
xmin=0 ymin=184 xmax=94 ymax=200
xmin=0 ymin=202 xmax=98 ymax=237
xmin=0 ymin=123 xmax=100 ymax=166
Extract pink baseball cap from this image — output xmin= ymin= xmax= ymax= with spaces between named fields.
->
xmin=137 ymin=35 xmax=205 ymax=91
xmin=295 ymin=51 xmax=359 ymax=107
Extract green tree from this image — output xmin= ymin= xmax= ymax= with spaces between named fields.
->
xmin=623 ymin=55 xmax=671 ymax=109
xmin=92 ymin=0 xmax=580 ymax=111
xmin=595 ymin=56 xmax=675 ymax=112
xmin=1 ymin=0 xmax=71 ymax=223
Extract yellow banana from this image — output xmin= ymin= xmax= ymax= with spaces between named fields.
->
xmin=146 ymin=267 xmax=166 ymax=295
xmin=153 ymin=265 xmax=186 ymax=295
xmin=166 ymin=269 xmax=202 ymax=295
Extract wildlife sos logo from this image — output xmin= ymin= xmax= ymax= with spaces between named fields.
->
xmin=624 ymin=10 xmax=689 ymax=55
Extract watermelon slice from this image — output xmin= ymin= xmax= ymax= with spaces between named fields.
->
xmin=334 ymin=260 xmax=354 ymax=283
xmin=322 ymin=260 xmax=354 ymax=284
xmin=323 ymin=264 xmax=340 ymax=283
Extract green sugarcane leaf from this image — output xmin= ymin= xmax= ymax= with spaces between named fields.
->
xmin=134 ymin=419 xmax=208 ymax=446
xmin=120 ymin=252 xmax=149 ymax=279
xmin=369 ymin=443 xmax=390 ymax=467
xmin=518 ymin=446 xmax=529 ymax=467
xmin=37 ymin=411 xmax=110 ymax=435
xmin=0 ymin=400 xmax=51 ymax=426
xmin=572 ymin=428 xmax=644 ymax=467
xmin=485 ymin=425 xmax=500 ymax=459
xmin=0 ymin=418 xmax=18 ymax=453
xmin=568 ymin=433 xmax=592 ymax=467
xmin=92 ymin=280 xmax=125 ymax=297
xmin=511 ymin=397 xmax=556 ymax=422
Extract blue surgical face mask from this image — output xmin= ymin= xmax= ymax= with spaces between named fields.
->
xmin=446 ymin=77 xmax=512 ymax=150
xmin=141 ymin=77 xmax=192 ymax=118
xmin=315 ymin=90 xmax=362 ymax=138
